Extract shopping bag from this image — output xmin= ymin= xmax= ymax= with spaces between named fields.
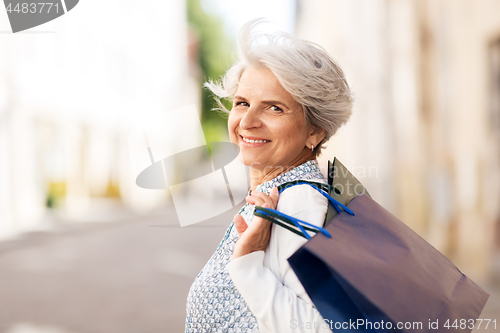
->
xmin=254 ymin=180 xmax=489 ymax=333
xmin=277 ymin=157 xmax=371 ymax=226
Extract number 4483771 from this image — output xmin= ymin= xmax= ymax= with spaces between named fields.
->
xmin=6 ymin=3 xmax=59 ymax=14
xmin=444 ymin=319 xmax=497 ymax=330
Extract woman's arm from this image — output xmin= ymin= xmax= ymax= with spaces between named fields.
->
xmin=231 ymin=187 xmax=280 ymax=260
xmin=227 ymin=184 xmax=332 ymax=333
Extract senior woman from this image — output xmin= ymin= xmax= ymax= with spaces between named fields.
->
xmin=185 ymin=19 xmax=353 ymax=333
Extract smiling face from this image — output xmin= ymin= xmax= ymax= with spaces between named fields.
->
xmin=228 ymin=66 xmax=324 ymax=177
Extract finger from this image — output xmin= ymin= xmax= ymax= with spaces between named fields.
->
xmin=261 ymin=203 xmax=272 ymax=229
xmin=233 ymin=214 xmax=247 ymax=238
xmin=250 ymin=191 xmax=277 ymax=209
xmin=269 ymin=187 xmax=280 ymax=208
xmin=246 ymin=205 xmax=272 ymax=235
xmin=250 ymin=191 xmax=269 ymax=200
xmin=249 ymin=191 xmax=271 ymax=205
xmin=245 ymin=196 xmax=264 ymax=207
xmin=251 ymin=203 xmax=271 ymax=228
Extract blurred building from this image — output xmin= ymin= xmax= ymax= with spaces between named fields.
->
xmin=297 ymin=0 xmax=500 ymax=281
xmin=0 ymin=0 xmax=201 ymax=240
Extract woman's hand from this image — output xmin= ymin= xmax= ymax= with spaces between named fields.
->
xmin=231 ymin=187 xmax=280 ymax=261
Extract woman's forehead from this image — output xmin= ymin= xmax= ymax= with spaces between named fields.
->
xmin=236 ymin=67 xmax=296 ymax=104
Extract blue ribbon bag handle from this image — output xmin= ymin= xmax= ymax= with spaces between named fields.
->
xmin=253 ymin=181 xmax=355 ymax=240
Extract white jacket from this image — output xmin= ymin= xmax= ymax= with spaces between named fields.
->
xmin=227 ymin=182 xmax=334 ymax=333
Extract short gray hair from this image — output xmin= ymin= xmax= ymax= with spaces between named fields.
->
xmin=204 ymin=18 xmax=353 ymax=157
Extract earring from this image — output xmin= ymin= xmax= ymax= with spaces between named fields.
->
xmin=310 ymin=144 xmax=314 ymax=151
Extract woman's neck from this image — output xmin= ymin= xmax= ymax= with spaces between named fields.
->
xmin=249 ymin=154 xmax=316 ymax=191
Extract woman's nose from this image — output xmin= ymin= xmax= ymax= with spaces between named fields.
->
xmin=239 ymin=106 xmax=262 ymax=129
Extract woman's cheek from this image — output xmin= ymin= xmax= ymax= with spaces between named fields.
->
xmin=227 ymin=118 xmax=238 ymax=144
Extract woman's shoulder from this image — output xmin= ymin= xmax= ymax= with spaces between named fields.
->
xmin=276 ymin=178 xmax=329 ymax=219
xmin=279 ymin=177 xmax=328 ymax=199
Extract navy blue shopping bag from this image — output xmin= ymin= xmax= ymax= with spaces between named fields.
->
xmin=254 ymin=182 xmax=489 ymax=333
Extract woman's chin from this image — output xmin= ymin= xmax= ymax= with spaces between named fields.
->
xmin=237 ymin=152 xmax=253 ymax=166
xmin=236 ymin=152 xmax=245 ymax=165
xmin=237 ymin=153 xmax=263 ymax=169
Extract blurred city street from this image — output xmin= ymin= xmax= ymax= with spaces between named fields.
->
xmin=1 ymin=0 xmax=500 ymax=331
xmin=0 ymin=199 xmax=499 ymax=333
xmin=0 ymin=201 xmax=243 ymax=333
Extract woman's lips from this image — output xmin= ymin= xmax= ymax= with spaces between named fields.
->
xmin=240 ymin=135 xmax=271 ymax=147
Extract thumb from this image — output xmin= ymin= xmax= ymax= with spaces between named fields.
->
xmin=233 ymin=213 xmax=247 ymax=238
xmin=269 ymin=187 xmax=280 ymax=207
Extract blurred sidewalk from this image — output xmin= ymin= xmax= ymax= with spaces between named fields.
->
xmin=0 ymin=202 xmax=498 ymax=333
xmin=0 ymin=201 xmax=236 ymax=333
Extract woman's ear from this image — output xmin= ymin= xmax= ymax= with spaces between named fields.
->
xmin=309 ymin=125 xmax=326 ymax=144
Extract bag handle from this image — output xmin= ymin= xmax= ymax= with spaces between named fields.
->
xmin=254 ymin=205 xmax=331 ymax=240
xmin=253 ymin=181 xmax=355 ymax=239
xmin=276 ymin=180 xmax=335 ymax=195
xmin=278 ymin=182 xmax=355 ymax=216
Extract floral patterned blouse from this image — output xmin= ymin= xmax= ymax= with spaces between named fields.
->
xmin=185 ymin=159 xmax=326 ymax=332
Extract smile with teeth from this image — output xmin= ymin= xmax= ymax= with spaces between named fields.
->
xmin=241 ymin=136 xmax=271 ymax=143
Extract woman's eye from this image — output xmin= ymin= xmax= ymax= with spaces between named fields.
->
xmin=235 ymin=101 xmax=249 ymax=107
xmin=271 ymin=105 xmax=283 ymax=112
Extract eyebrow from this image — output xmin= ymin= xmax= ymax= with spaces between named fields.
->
xmin=233 ymin=96 xmax=290 ymax=109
